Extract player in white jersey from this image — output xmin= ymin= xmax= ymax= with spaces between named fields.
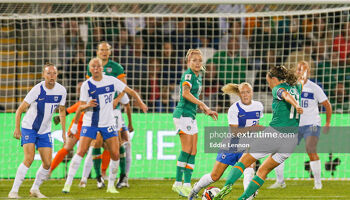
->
xmin=188 ymin=82 xmax=263 ymax=200
xmin=268 ymin=61 xmax=332 ymax=190
xmin=8 ymin=64 xmax=67 ymax=199
xmin=62 ymin=58 xmax=148 ymax=194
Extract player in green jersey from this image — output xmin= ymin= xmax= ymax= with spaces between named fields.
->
xmin=172 ymin=49 xmax=218 ymax=197
xmin=214 ymin=65 xmax=303 ymax=200
xmin=81 ymin=42 xmax=134 ymax=190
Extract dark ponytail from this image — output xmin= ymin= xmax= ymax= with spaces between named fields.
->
xmin=268 ymin=66 xmax=298 ymax=86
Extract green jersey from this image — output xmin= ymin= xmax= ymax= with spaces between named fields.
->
xmin=270 ymin=82 xmax=302 ymax=127
xmin=173 ymin=68 xmax=202 ymax=119
xmin=87 ymin=59 xmax=126 ymax=109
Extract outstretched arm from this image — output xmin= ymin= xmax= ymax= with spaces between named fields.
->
xmin=281 ymin=91 xmax=303 ymax=114
xmin=123 ymin=86 xmax=148 ymax=113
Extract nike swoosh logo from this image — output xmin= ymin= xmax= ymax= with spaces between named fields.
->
xmin=239 ymin=115 xmax=245 ymax=117
xmin=38 ymin=98 xmax=44 ymax=101
xmin=91 ymin=91 xmax=96 ymax=94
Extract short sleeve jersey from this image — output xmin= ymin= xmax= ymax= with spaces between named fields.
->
xmin=299 ymin=80 xmax=328 ymax=126
xmin=173 ymin=68 xmax=202 ymax=119
xmin=270 ymin=82 xmax=302 ymax=127
xmin=22 ymin=81 xmax=67 ymax=134
xmin=228 ymin=100 xmax=264 ymax=127
xmin=87 ymin=59 xmax=129 ymax=109
xmin=80 ymin=75 xmax=126 ymax=127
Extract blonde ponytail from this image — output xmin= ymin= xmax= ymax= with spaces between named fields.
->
xmin=222 ymin=82 xmax=253 ymax=96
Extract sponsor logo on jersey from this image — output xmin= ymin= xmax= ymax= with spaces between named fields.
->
xmin=185 ymin=74 xmax=192 ymax=80
xmin=106 ymin=67 xmax=112 ymax=73
xmin=238 ymin=114 xmax=245 ymax=118
xmin=90 ymin=90 xmax=96 ymax=94
xmin=38 ymin=98 xmax=44 ymax=101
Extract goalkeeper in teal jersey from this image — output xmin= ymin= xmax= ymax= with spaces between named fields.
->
xmin=172 ymin=49 xmax=218 ymax=197
xmin=81 ymin=42 xmax=134 ymax=190
xmin=214 ymin=65 xmax=303 ymax=200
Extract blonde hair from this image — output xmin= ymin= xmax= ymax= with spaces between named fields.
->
xmin=42 ymin=62 xmax=57 ymax=73
xmin=221 ymin=82 xmax=253 ymax=96
xmin=297 ymin=60 xmax=311 ymax=77
xmin=89 ymin=57 xmax=103 ymax=66
xmin=185 ymin=49 xmax=206 ymax=71
xmin=97 ymin=41 xmax=112 ymax=50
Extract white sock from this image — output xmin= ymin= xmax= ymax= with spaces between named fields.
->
xmin=174 ymin=181 xmax=182 ymax=186
xmin=124 ymin=141 xmax=132 ymax=177
xmin=10 ymin=163 xmax=29 ymax=193
xmin=65 ymin=154 xmax=83 ymax=186
xmin=243 ymin=168 xmax=255 ymax=191
xmin=108 ymin=159 xmax=120 ymax=188
xmin=275 ymin=162 xmax=285 ymax=184
xmin=31 ymin=165 xmax=49 ymax=190
xmin=81 ymin=147 xmax=93 ymax=182
xmin=193 ymin=173 xmax=214 ymax=193
xmin=310 ymin=160 xmax=321 ymax=185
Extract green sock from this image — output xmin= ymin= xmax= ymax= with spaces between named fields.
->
xmin=176 ymin=151 xmax=190 ymax=182
xmin=238 ymin=175 xmax=264 ymax=200
xmin=119 ymin=145 xmax=126 ymax=176
xmin=184 ymin=154 xmax=195 ymax=184
xmin=92 ymin=148 xmax=102 ymax=178
xmin=225 ymin=162 xmax=246 ymax=186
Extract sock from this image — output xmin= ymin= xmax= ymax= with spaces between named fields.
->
xmin=124 ymin=141 xmax=132 ymax=177
xmin=175 ymin=151 xmax=190 ymax=183
xmin=184 ymin=154 xmax=195 ymax=184
xmin=10 ymin=163 xmax=29 ymax=193
xmin=65 ymin=154 xmax=83 ymax=186
xmin=243 ymin=168 xmax=255 ymax=191
xmin=81 ymin=147 xmax=93 ymax=182
xmin=119 ymin=145 xmax=126 ymax=176
xmin=92 ymin=148 xmax=102 ymax=178
xmin=193 ymin=173 xmax=214 ymax=193
xmin=225 ymin=162 xmax=246 ymax=186
xmin=108 ymin=159 xmax=120 ymax=188
xmin=101 ymin=150 xmax=110 ymax=174
xmin=275 ymin=162 xmax=285 ymax=184
xmin=31 ymin=165 xmax=49 ymax=190
xmin=238 ymin=175 xmax=265 ymax=200
xmin=50 ymin=148 xmax=69 ymax=172
xmin=310 ymin=160 xmax=321 ymax=185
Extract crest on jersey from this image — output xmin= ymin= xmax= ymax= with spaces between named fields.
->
xmin=256 ymin=112 xmax=260 ymax=117
xmin=185 ymin=74 xmax=192 ymax=81
xmin=106 ymin=87 xmax=110 ymax=92
xmin=304 ymin=92 xmax=308 ymax=97
xmin=221 ymin=154 xmax=226 ymax=159
xmin=106 ymin=67 xmax=112 ymax=73
xmin=54 ymin=96 xmax=58 ymax=101
xmin=187 ymin=126 xmax=191 ymax=131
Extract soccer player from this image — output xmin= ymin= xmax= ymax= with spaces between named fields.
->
xmin=8 ymin=63 xmax=67 ymax=198
xmin=83 ymin=41 xmax=134 ymax=189
xmin=188 ymin=82 xmax=264 ymax=200
xmin=214 ymin=65 xmax=303 ymax=200
xmin=62 ymin=58 xmax=147 ymax=194
xmin=268 ymin=61 xmax=332 ymax=190
xmin=172 ymin=49 xmax=218 ymax=197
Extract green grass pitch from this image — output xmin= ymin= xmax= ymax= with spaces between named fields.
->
xmin=1 ymin=179 xmax=349 ymax=199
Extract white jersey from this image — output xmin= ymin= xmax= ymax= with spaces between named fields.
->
xmin=228 ymin=100 xmax=264 ymax=127
xmin=22 ymin=81 xmax=67 ymax=134
xmin=80 ymin=75 xmax=126 ymax=127
xmin=299 ymin=80 xmax=328 ymax=126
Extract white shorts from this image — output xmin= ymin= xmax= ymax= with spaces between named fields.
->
xmin=248 ymin=127 xmax=298 ymax=164
xmin=113 ymin=109 xmax=126 ymax=131
xmin=173 ymin=117 xmax=198 ymax=135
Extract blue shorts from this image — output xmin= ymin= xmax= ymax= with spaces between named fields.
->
xmin=120 ymin=126 xmax=128 ymax=132
xmin=298 ymin=125 xmax=321 ymax=143
xmin=216 ymin=152 xmax=243 ymax=166
xmin=81 ymin=126 xmax=118 ymax=140
xmin=21 ymin=128 xmax=52 ymax=149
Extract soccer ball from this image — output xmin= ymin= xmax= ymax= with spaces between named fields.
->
xmin=202 ymin=186 xmax=220 ymax=200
